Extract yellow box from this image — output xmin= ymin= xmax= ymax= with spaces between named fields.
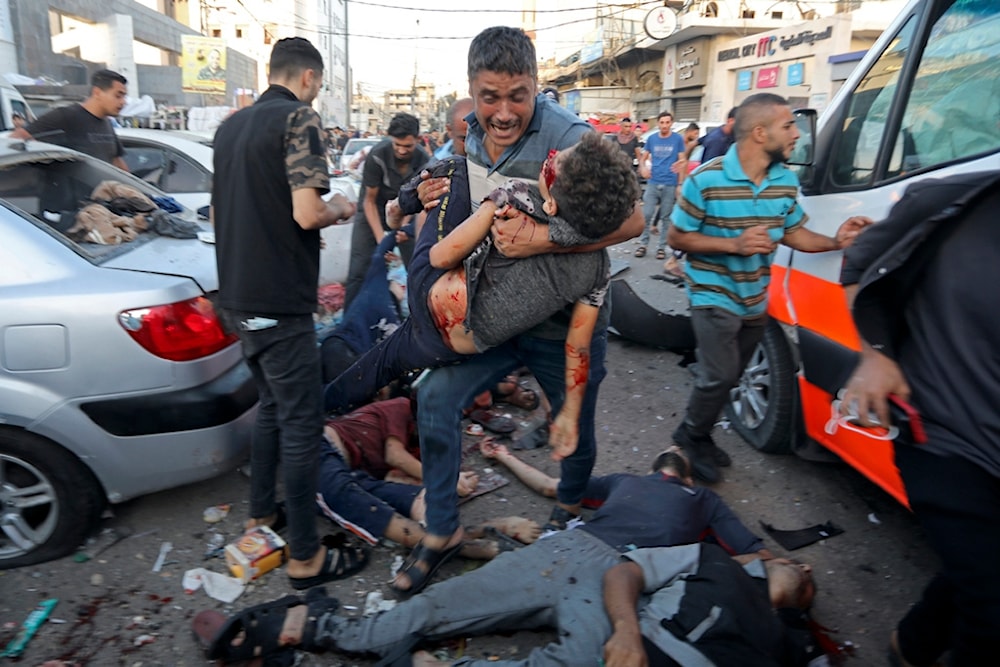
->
xmin=225 ymin=526 xmax=288 ymax=582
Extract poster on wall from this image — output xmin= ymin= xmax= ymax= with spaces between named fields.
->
xmin=182 ymin=35 xmax=227 ymax=94
xmin=737 ymin=71 xmax=753 ymax=91
xmin=787 ymin=63 xmax=805 ymax=86
xmin=757 ymin=66 xmax=780 ymax=88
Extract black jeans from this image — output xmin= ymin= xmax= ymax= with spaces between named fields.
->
xmin=895 ymin=443 xmax=1000 ymax=667
xmin=222 ymin=309 xmax=323 ymax=562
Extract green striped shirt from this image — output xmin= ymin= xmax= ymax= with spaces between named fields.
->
xmin=671 ymin=145 xmax=807 ymax=317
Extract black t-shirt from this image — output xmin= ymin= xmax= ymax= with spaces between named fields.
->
xmin=616 ymin=135 xmax=640 ymax=167
xmin=212 ymin=85 xmax=330 ymax=315
xmin=25 ymin=104 xmax=124 ymax=164
xmin=898 ymin=190 xmax=1000 ymax=476
xmin=361 ymin=139 xmax=429 ymax=232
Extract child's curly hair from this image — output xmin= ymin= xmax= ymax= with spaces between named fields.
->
xmin=550 ymin=132 xmax=641 ymax=240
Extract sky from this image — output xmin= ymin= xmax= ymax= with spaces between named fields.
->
xmin=345 ymin=1 xmax=593 ymax=99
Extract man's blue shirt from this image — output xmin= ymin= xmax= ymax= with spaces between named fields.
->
xmin=644 ymin=131 xmax=686 ymax=185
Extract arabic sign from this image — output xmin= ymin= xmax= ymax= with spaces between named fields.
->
xmin=580 ymin=27 xmax=604 ymax=65
xmin=757 ymin=66 xmax=780 ymax=88
xmin=717 ymin=23 xmax=834 ymax=63
xmin=182 ymin=35 xmax=227 ymax=94
xmin=644 ymin=7 xmax=678 ymax=40
xmin=737 ymin=71 xmax=753 ymax=91
xmin=675 ymin=39 xmax=708 ymax=87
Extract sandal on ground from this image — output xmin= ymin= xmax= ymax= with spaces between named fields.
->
xmin=202 ymin=589 xmax=338 ymax=662
xmin=543 ymin=505 xmax=580 ymax=532
xmin=193 ymin=610 xmax=297 ymax=666
xmin=656 ymin=249 xmax=667 ymax=260
xmin=468 ymin=408 xmax=517 ymax=434
xmin=492 ymin=380 xmax=540 ymax=411
xmin=482 ymin=526 xmax=525 ymax=553
xmin=391 ymin=540 xmax=464 ymax=598
xmin=288 ymin=534 xmax=370 ymax=590
xmin=634 ymin=246 xmax=647 ymax=258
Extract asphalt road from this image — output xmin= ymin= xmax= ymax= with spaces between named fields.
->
xmin=0 ymin=240 xmax=937 ymax=666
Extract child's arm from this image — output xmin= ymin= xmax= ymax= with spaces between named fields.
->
xmin=548 ymin=301 xmax=599 ymax=462
xmin=428 ymin=200 xmax=500 ymax=269
xmin=384 ymin=436 xmax=423 ymax=481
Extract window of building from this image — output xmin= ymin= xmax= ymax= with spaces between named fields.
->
xmin=211 ymin=28 xmax=222 ymax=38
xmin=236 ymin=26 xmax=245 ymax=39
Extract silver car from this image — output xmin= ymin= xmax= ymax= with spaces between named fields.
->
xmin=0 ymin=140 xmax=257 ymax=569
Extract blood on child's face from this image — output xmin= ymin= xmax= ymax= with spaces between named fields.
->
xmin=537 ymin=146 xmax=572 ymax=202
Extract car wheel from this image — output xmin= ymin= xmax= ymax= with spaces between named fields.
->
xmin=0 ymin=429 xmax=105 ymax=569
xmin=725 ymin=320 xmax=796 ymax=454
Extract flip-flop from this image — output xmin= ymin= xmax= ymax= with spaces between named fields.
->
xmin=288 ymin=534 xmax=370 ymax=590
xmin=390 ymin=540 xmax=464 ymax=598
xmin=203 ymin=588 xmax=339 ymax=662
xmin=468 ymin=409 xmax=516 ymax=434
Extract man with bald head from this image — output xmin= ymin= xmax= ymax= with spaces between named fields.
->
xmin=435 ymin=97 xmax=474 ymax=159
xmin=667 ymin=93 xmax=872 ymax=484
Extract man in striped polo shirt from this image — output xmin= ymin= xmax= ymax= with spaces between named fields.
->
xmin=667 ymin=93 xmax=872 ymax=483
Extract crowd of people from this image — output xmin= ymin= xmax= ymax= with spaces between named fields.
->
xmin=16 ymin=24 xmax=998 ymax=667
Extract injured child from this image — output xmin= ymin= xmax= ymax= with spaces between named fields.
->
xmin=323 ymin=132 xmax=641 ymax=462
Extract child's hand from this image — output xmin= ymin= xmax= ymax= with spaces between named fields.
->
xmin=480 ymin=438 xmax=510 ymax=460
xmin=457 ymin=470 xmax=480 ymax=497
xmin=416 ymin=173 xmax=449 ymax=210
xmin=548 ymin=412 xmax=579 ymax=462
xmin=385 ymin=198 xmax=404 ymax=229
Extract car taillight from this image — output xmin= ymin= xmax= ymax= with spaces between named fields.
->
xmin=119 ymin=296 xmax=237 ymax=361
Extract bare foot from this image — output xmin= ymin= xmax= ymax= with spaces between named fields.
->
xmin=459 ymin=538 xmax=500 ymax=560
xmin=481 ymin=516 xmax=542 ymax=544
xmin=285 ymin=545 xmax=328 ymax=579
xmin=412 ymin=650 xmax=451 ymax=666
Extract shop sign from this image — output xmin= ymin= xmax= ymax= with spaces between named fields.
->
xmin=718 ymin=24 xmax=834 ymax=62
xmin=737 ymin=71 xmax=753 ymax=91
xmin=757 ymin=66 xmax=780 ymax=88
xmin=787 ymin=63 xmax=805 ymax=86
xmin=676 ymin=41 xmax=707 ymax=86
xmin=644 ymin=7 xmax=678 ymax=40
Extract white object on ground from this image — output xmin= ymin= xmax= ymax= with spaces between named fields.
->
xmin=152 ymin=541 xmax=172 ymax=572
xmin=183 ymin=568 xmax=246 ymax=603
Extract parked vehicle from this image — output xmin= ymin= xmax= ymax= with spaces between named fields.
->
xmin=0 ymin=83 xmax=34 ymax=131
xmin=0 ymin=139 xmax=258 ymax=568
xmin=339 ymin=137 xmax=381 ymax=173
xmin=116 ymin=128 xmax=359 ymax=284
xmin=725 ymin=0 xmax=1000 ymax=505
xmin=117 ymin=127 xmax=214 ymax=211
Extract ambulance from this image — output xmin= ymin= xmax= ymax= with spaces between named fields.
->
xmin=725 ymin=0 xmax=1000 ymax=505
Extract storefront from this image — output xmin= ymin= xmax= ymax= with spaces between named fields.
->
xmin=711 ymin=15 xmax=855 ymax=115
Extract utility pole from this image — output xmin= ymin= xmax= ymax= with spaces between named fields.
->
xmin=345 ymin=0 xmax=351 ymax=128
xmin=411 ymin=19 xmax=419 ymax=121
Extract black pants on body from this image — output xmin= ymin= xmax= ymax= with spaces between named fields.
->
xmin=894 ymin=443 xmax=1000 ymax=667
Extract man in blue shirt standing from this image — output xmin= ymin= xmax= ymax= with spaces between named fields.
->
xmin=636 ymin=111 xmax=686 ymax=260
xmin=668 ymin=93 xmax=872 ymax=484
xmin=698 ymin=106 xmax=737 ymax=162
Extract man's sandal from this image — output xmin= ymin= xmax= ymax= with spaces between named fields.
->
xmin=634 ymin=246 xmax=647 ymax=258
xmin=202 ymin=588 xmax=339 ymax=662
xmin=656 ymin=249 xmax=667 ymax=260
xmin=543 ymin=505 xmax=580 ymax=532
xmin=289 ymin=534 xmax=370 ymax=590
xmin=391 ymin=540 xmax=464 ymax=598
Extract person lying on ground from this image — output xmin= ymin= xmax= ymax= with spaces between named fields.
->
xmin=201 ymin=448 xmax=785 ymax=666
xmin=324 ymin=132 xmax=641 ymax=464
xmin=315 ymin=397 xmax=541 ymax=558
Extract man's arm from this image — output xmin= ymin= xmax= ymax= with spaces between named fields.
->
xmin=839 ymin=283 xmax=911 ymax=428
xmin=361 ymin=185 xmax=384 ymax=240
xmin=548 ymin=302 xmax=598 ymax=462
xmin=782 ymin=215 xmax=873 ymax=253
xmin=291 ymin=189 xmax=356 ymax=230
xmin=602 ymin=561 xmax=649 ymax=667
xmin=491 ymin=202 xmax=643 ymax=259
xmin=668 ymin=224 xmax=776 ymax=256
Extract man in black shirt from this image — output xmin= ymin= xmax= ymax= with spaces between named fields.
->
xmin=841 ymin=171 xmax=1000 ymax=667
xmin=13 ymin=69 xmax=128 ymax=169
xmin=343 ymin=112 xmax=429 ymax=307
xmin=212 ymin=37 xmax=357 ymax=591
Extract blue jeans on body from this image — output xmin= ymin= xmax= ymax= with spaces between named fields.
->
xmin=324 ymin=158 xmax=471 ymax=412
xmin=640 ymin=183 xmax=677 ymax=251
xmin=222 ymin=309 xmax=323 ymax=562
xmin=418 ymin=328 xmax=608 ymax=537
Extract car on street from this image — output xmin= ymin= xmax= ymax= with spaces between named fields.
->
xmin=116 ymin=127 xmax=359 ymax=284
xmin=0 ymin=138 xmax=258 ymax=569
xmin=117 ymin=127 xmax=214 ymax=211
xmin=339 ymin=136 xmax=380 ymax=173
